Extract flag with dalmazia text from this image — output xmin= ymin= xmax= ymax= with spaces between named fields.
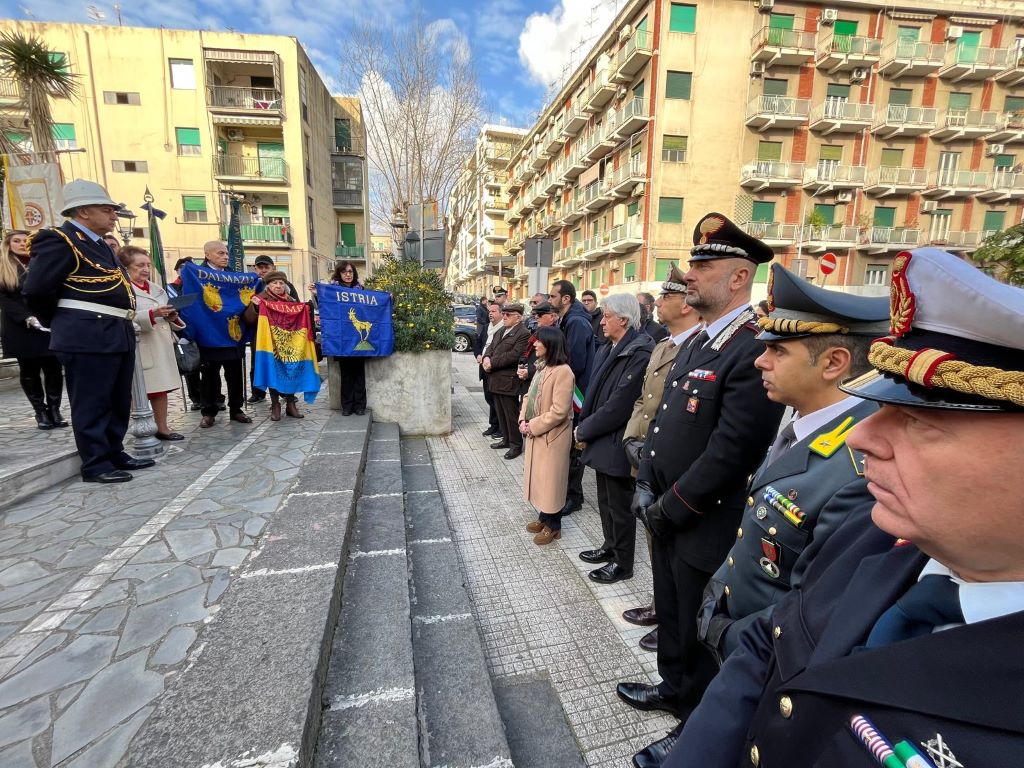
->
xmin=253 ymin=300 xmax=321 ymax=403
xmin=178 ymin=261 xmax=260 ymax=347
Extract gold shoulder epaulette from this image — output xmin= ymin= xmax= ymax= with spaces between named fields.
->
xmin=808 ymin=415 xmax=855 ymax=458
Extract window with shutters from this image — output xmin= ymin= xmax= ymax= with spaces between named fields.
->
xmin=767 ymin=14 xmax=794 ymax=45
xmin=752 ymin=201 xmax=775 ymax=222
xmin=334 ymin=118 xmax=352 ymax=152
xmin=658 ymin=197 xmax=684 ymax=224
xmin=812 ymin=203 xmax=835 ymax=226
xmin=817 ymin=145 xmax=843 ymax=180
xmin=1006 ymin=96 xmax=1024 ymax=113
xmin=948 ymin=92 xmax=971 ymax=118
xmin=668 ymin=3 xmax=696 ymax=33
xmin=112 ymin=160 xmax=148 ymax=173
xmin=994 ymin=154 xmax=1015 ymax=170
xmin=169 ymin=59 xmax=195 ymax=89
xmin=175 ymin=127 xmax=201 ymax=156
xmin=665 ymin=71 xmax=692 ymax=100
xmin=182 ymin=195 xmax=207 ymax=223
xmin=655 ymin=260 xmax=676 ymax=281
xmin=983 ymin=210 xmax=1006 ymax=237
xmin=52 ymin=124 xmax=76 ymax=150
xmin=880 ymin=149 xmax=903 ymax=167
xmin=662 ymin=135 xmax=688 ymax=162
xmin=624 ymin=261 xmax=636 ymax=282
xmin=865 ymin=264 xmax=889 ymax=286
xmin=763 ymin=78 xmax=787 ymax=96
xmin=757 ymin=141 xmax=783 ymax=161
xmin=103 ymin=91 xmax=141 ymax=105
xmin=888 ymin=88 xmax=913 ymax=106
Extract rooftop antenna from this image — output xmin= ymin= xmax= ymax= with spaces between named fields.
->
xmin=86 ymin=5 xmax=106 ymax=21
xmin=113 ymin=1 xmax=123 ymax=25
xmin=19 ymin=5 xmax=33 ymax=17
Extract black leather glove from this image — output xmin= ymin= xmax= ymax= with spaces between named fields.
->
xmin=631 ymin=480 xmax=657 ymax=521
xmin=635 ymin=491 xmax=672 ymax=539
xmin=623 ymin=437 xmax=643 ymax=470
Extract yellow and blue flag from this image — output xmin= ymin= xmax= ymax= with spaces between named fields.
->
xmin=253 ymin=300 xmax=322 ymax=404
xmin=178 ymin=261 xmax=260 ymax=348
xmin=318 ymin=284 xmax=394 ymax=357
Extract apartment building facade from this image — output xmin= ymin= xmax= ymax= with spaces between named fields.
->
xmin=485 ymin=0 xmax=1024 ymax=300
xmin=445 ymin=125 xmax=526 ymax=296
xmin=0 ymin=22 xmax=371 ymax=292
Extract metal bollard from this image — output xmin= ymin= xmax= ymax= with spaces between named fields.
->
xmin=128 ymin=326 xmax=164 ymax=458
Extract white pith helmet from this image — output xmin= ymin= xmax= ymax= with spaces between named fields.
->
xmin=60 ymin=179 xmax=117 ymax=217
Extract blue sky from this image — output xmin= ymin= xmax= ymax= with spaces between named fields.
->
xmin=0 ymin=0 xmax=622 ymax=128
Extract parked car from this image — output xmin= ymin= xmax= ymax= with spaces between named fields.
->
xmin=453 ymin=318 xmax=477 ymax=354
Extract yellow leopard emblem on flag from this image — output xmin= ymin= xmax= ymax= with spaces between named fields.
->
xmin=203 ymin=283 xmax=223 ymax=312
xmin=227 ymin=315 xmax=242 ymax=342
xmin=239 ymin=286 xmax=255 ymax=306
xmin=269 ymin=325 xmax=309 ymax=363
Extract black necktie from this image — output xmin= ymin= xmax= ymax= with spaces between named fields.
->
xmin=687 ymin=329 xmax=709 ymax=350
xmin=865 ymin=574 xmax=964 ymax=648
xmin=766 ymin=421 xmax=797 ymax=466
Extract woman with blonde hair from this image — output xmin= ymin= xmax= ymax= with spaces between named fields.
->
xmin=118 ymin=245 xmax=186 ymax=441
xmin=0 ymin=230 xmax=67 ymax=429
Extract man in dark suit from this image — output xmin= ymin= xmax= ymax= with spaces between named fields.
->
xmin=666 ymin=247 xmax=1024 ymax=767
xmin=638 ymin=291 xmax=669 ymax=343
xmin=23 ymin=179 xmax=155 ymax=483
xmin=619 ymin=213 xmax=785 ymax=764
xmin=482 ymin=303 xmax=530 ymax=460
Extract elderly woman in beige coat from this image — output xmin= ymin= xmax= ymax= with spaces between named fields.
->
xmin=518 ymin=326 xmax=575 ymax=545
xmin=119 ymin=246 xmax=186 ymax=441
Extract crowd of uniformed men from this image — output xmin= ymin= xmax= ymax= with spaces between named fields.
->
xmin=476 ymin=210 xmax=1024 ymax=768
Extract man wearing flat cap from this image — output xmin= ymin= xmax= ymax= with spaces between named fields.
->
xmin=482 ymin=302 xmax=530 ymax=459
xmin=666 ymin=248 xmax=1024 ymax=767
xmin=24 ymin=179 xmax=154 ymax=484
xmin=617 ymin=213 xmax=785 ymax=765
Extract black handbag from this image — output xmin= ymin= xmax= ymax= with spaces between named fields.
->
xmin=174 ymin=336 xmax=201 ymax=374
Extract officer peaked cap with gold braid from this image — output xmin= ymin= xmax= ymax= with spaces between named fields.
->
xmin=840 ymin=248 xmax=1024 ymax=412
xmin=757 ymin=263 xmax=889 ymax=342
xmin=689 ymin=212 xmax=774 ymax=265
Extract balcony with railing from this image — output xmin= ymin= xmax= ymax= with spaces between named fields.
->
xmin=740 ymin=160 xmax=805 ymax=191
xmin=561 ymin=148 xmax=589 ymax=181
xmin=608 ymin=220 xmax=644 ymax=252
xmin=929 ymin=109 xmax=1000 ymax=142
xmin=220 ymin=223 xmax=291 ymax=247
xmin=543 ymin=119 xmax=566 ymax=154
xmin=611 ymin=98 xmax=650 ymax=140
xmin=864 ymin=166 xmax=929 ymax=196
xmin=871 ymin=104 xmax=937 ymax=138
xmin=0 ymin=78 xmax=20 ymax=103
xmin=939 ymin=44 xmax=1011 ymax=82
xmin=986 ymin=112 xmax=1024 ymax=144
xmin=206 ymin=85 xmax=282 ymax=114
xmin=562 ymin=103 xmax=588 ymax=138
xmin=858 ymin=227 xmax=921 ymax=252
xmin=923 ymin=168 xmax=989 ymax=198
xmin=482 ymin=224 xmax=510 ymax=242
xmin=554 ymin=244 xmax=583 ymax=268
xmin=506 ymin=200 xmax=523 ymax=224
xmin=530 ymin=182 xmax=547 ymax=207
xmin=927 ymin=230 xmax=981 ymax=250
xmin=610 ymin=156 xmax=646 ymax=195
xmin=816 ymin=32 xmax=882 ymax=73
xmin=580 ymin=232 xmax=612 ymax=261
xmin=995 ymin=46 xmax=1024 ymax=86
xmin=741 ymin=221 xmax=798 ymax=248
xmin=560 ymin=195 xmax=584 ymax=225
xmin=584 ymin=69 xmax=617 ymax=113
xmin=803 ymin=163 xmax=867 ymax=192
xmin=335 ymin=244 xmax=366 ymax=260
xmin=582 ymin=124 xmax=614 ymax=164
xmin=745 ymin=95 xmax=810 ymax=131
xmin=976 ymin=170 xmax=1024 ymax=202
xmin=508 ymin=229 xmax=526 ymax=253
xmin=613 ymin=29 xmax=654 ymax=82
xmin=803 ymin=225 xmax=859 ymax=251
xmin=751 ymin=26 xmax=817 ymax=66
xmin=878 ymin=39 xmax=945 ymax=78
xmin=332 ymin=189 xmax=362 ymax=208
xmin=214 ymin=154 xmax=288 ymax=182
xmin=579 ymin=181 xmax=607 ymax=213
xmin=485 ymin=171 xmax=508 ymax=188
xmin=809 ymin=99 xmax=874 ymax=134
xmin=484 ymin=197 xmax=509 ymax=214
xmin=529 ymin=143 xmax=547 ymax=171
xmin=541 ymin=171 xmax=562 ymax=196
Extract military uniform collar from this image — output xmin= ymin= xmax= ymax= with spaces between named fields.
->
xmin=66 ymin=218 xmax=104 ymax=243
xmin=790 ymin=396 xmax=864 ymax=444
xmin=702 ymin=304 xmax=751 ymax=346
xmin=671 ymin=323 xmax=703 ymax=347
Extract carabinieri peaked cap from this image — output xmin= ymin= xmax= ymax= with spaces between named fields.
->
xmin=840 ymin=248 xmax=1024 ymax=412
xmin=690 ymin=212 xmax=774 ymax=265
xmin=757 ymin=263 xmax=890 ymax=341
xmin=660 ymin=263 xmax=687 ymax=293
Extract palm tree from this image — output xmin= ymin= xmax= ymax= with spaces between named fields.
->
xmin=0 ymin=31 xmax=78 ymax=156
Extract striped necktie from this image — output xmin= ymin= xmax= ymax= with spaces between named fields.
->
xmin=865 ymin=574 xmax=964 ymax=648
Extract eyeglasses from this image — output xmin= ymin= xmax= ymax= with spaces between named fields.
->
xmin=341 ymin=268 xmax=354 ymax=274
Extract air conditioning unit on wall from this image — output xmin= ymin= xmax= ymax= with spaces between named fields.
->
xmin=836 ymin=191 xmax=853 ymax=202
xmin=820 ymin=8 xmax=838 ymax=25
xmin=850 ymin=67 xmax=868 ymax=83
xmin=947 ymin=26 xmax=964 ymax=41
xmin=986 ymin=144 xmax=1005 ymax=157
xmin=921 ymin=201 xmax=939 ymax=213
xmin=751 ymin=61 xmax=767 ymax=77
xmin=226 ymin=129 xmax=245 ymax=142
xmin=756 ymin=0 xmax=774 ymax=11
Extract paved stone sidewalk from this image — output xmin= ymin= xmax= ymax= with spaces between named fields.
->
xmin=428 ymin=353 xmax=677 ymax=768
xmin=0 ymin=381 xmax=337 ymax=768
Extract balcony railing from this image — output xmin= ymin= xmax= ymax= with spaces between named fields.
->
xmin=940 ymin=44 xmax=1012 ymax=81
xmin=810 ymin=99 xmax=874 ymax=133
xmin=803 ymin=164 xmax=868 ymax=189
xmin=928 ymin=230 xmax=981 ymax=249
xmin=745 ymin=95 xmax=810 ymax=129
xmin=207 ymin=85 xmax=282 ymax=111
xmin=878 ymin=39 xmax=945 ymax=77
xmin=741 ymin=221 xmax=799 ymax=245
xmin=865 ymin=166 xmax=929 ymax=195
xmin=613 ymin=29 xmax=654 ymax=81
xmin=741 ymin=160 xmax=805 ymax=189
xmin=977 ymin=170 xmax=1024 ymax=201
xmin=930 ymin=109 xmax=1000 ymax=141
xmin=751 ymin=26 xmax=817 ymax=65
xmin=987 ymin=111 xmax=1024 ymax=142
xmin=805 ymin=225 xmax=859 ymax=245
xmin=214 ymin=155 xmax=288 ymax=181
xmin=871 ymin=104 xmax=937 ymax=137
xmin=861 ymin=227 xmax=921 ymax=248
xmin=220 ymin=223 xmax=291 ymax=244
xmin=0 ymin=79 xmax=19 ymax=100
xmin=925 ymin=169 xmax=989 ymax=195
xmin=332 ymin=189 xmax=363 ymax=208
xmin=816 ymin=33 xmax=882 ymax=72
xmin=335 ymin=244 xmax=366 ymax=260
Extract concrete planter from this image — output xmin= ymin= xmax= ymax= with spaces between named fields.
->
xmin=329 ymin=351 xmax=452 ymax=435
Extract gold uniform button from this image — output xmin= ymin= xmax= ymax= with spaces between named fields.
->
xmin=779 ymin=695 xmax=793 ymax=719
xmin=750 ymin=745 xmax=760 ymax=765
xmin=648 ymin=393 xmax=653 ymax=399
xmin=768 ymin=526 xmax=777 ymax=536
xmin=643 ymin=414 xmax=649 ymax=419
xmin=727 ymin=556 xmax=734 ymax=567
xmin=654 ymin=371 xmax=660 ymax=376
xmin=653 ymin=427 xmax=660 ymax=434
xmin=773 ymin=625 xmax=782 ymax=639
xmin=724 ymin=585 xmax=731 ymax=596
xmin=672 ymin=381 xmax=678 ymax=388
xmin=650 ymin=451 xmax=656 ymax=457
xmin=737 ymin=527 xmax=744 ymax=539
xmin=747 ymin=496 xmax=754 ymax=506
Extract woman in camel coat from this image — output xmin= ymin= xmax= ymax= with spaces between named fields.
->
xmin=518 ymin=326 xmax=575 ymax=545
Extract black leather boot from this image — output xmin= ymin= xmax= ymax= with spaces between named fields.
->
xmin=43 ymin=368 xmax=68 ymax=427
xmin=21 ymin=375 xmax=53 ymax=430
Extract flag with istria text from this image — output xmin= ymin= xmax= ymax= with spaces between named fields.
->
xmin=253 ymin=300 xmax=322 ymax=404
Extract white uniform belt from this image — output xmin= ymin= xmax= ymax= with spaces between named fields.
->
xmin=57 ymin=298 xmax=135 ymax=321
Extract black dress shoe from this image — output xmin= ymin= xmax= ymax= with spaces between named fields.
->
xmin=114 ymin=457 xmax=155 ymax=470
xmin=490 ymin=440 xmax=510 ymax=449
xmin=623 ymin=606 xmax=658 ymax=626
xmin=579 ymin=548 xmax=614 ymax=564
xmin=639 ymin=627 xmax=658 ymax=652
xmin=616 ymin=683 xmax=683 ymax=717
xmin=354 ymin=408 xmax=366 ymax=416
xmin=82 ymin=470 xmax=133 ymax=484
xmin=559 ymin=500 xmax=583 ymax=516
xmin=482 ymin=426 xmax=499 ymax=437
xmin=503 ymin=447 xmax=523 ymax=460
xmin=632 ymin=724 xmax=684 ymax=768
xmin=155 ymin=432 xmax=185 ymax=441
xmin=247 ymin=394 xmax=266 ymax=404
xmin=589 ymin=563 xmax=633 ymax=584
xmin=189 ymin=402 xmax=202 ymax=411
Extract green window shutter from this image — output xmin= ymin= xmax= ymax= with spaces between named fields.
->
xmin=754 ymin=262 xmax=771 ymax=284
xmin=752 ymin=201 xmax=775 ymax=222
xmin=763 ymin=78 xmax=787 ymax=96
xmin=769 ymin=14 xmax=794 ymax=29
xmin=48 ymin=52 xmax=68 ymax=71
xmin=813 ymin=204 xmax=836 ymax=225
xmin=339 ymin=222 xmax=357 ymax=245
xmin=631 ymin=141 xmax=643 ymax=156
xmin=957 ymin=30 xmax=981 ymax=63
xmin=633 ymin=80 xmax=645 ymax=99
xmin=834 ymin=20 xmax=858 ymax=37
xmin=935 ymin=208 xmax=953 ymax=218
xmin=757 ymin=141 xmax=783 ymax=161
xmin=175 ymin=127 xmax=200 ymax=146
xmin=182 ymin=195 xmax=207 ymax=213
xmin=637 ymin=16 xmax=648 ymax=33
xmin=262 ymin=205 xmax=290 ymax=218
xmin=572 ymin=228 xmax=582 ymax=243
xmin=1005 ymin=96 xmax=1024 ymax=112
xmin=663 ymin=135 xmax=688 ymax=151
xmin=624 ymin=261 xmax=636 ymax=279
xmin=665 ymin=71 xmax=692 ymax=100
xmin=627 ymin=201 xmax=640 ymax=216
xmin=668 ymin=3 xmax=696 ymax=33
xmin=655 ymin=260 xmax=674 ymax=281
xmin=819 ymin=145 xmax=843 ymax=161
xmin=589 ymin=270 xmax=597 ymax=289
xmin=888 ymin=88 xmax=913 ymax=106
xmin=994 ymin=154 xmax=1015 ymax=168
xmin=897 ymin=26 xmax=920 ymax=42
xmin=658 ymin=197 xmax=684 ymax=223
xmin=52 ymin=123 xmax=75 ymax=141
xmin=826 ymin=83 xmax=850 ymax=100
xmin=335 ymin=119 xmax=352 ymax=151
xmin=873 ymin=207 xmax=896 ymax=228
xmin=948 ymin=92 xmax=971 ymax=111
xmin=257 ymin=142 xmax=285 ymax=158
xmin=983 ymin=210 xmax=1006 ymax=233
xmin=880 ymin=148 xmax=903 ymax=167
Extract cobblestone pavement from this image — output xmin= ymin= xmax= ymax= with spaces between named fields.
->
xmin=0 ymin=375 xmax=77 ymax=480
xmin=429 ymin=353 xmax=677 ymax=768
xmin=0 ymin=377 xmax=336 ymax=768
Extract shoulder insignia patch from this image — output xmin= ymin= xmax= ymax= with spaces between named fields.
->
xmin=848 ymin=445 xmax=865 ymax=477
xmin=808 ymin=415 xmax=855 ymax=459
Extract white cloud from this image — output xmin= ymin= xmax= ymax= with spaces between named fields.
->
xmin=426 ymin=18 xmax=472 ymax=66
xmin=517 ymin=0 xmax=617 ymax=88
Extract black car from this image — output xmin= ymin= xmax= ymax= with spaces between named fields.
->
xmin=453 ymin=319 xmax=477 ymax=354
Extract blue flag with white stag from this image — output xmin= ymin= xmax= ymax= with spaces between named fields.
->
xmin=318 ymin=284 xmax=394 ymax=357
xmin=178 ymin=261 xmax=261 ymax=348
